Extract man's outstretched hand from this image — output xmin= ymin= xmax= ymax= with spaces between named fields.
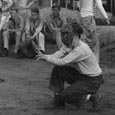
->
xmin=106 ymin=18 xmax=110 ymax=25
xmin=35 ymin=51 xmax=47 ymax=61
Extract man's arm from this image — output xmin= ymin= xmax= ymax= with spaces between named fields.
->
xmin=46 ymin=16 xmax=60 ymax=32
xmin=36 ymin=45 xmax=70 ymax=61
xmin=38 ymin=47 xmax=85 ymax=66
xmin=95 ymin=0 xmax=109 ymax=24
xmin=45 ymin=50 xmax=82 ymax=66
xmin=32 ymin=20 xmax=43 ymax=38
xmin=18 ymin=16 xmax=24 ymax=32
xmin=26 ymin=0 xmax=37 ymax=9
xmin=47 ymin=21 xmax=60 ymax=32
xmin=25 ymin=18 xmax=30 ymax=35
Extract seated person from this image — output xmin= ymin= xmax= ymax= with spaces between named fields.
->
xmin=3 ymin=7 xmax=24 ymax=56
xmin=18 ymin=8 xmax=45 ymax=59
xmin=44 ymin=4 xmax=66 ymax=49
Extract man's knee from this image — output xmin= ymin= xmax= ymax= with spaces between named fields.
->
xmin=39 ymin=32 xmax=44 ymax=39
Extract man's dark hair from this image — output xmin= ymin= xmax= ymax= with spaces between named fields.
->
xmin=61 ymin=22 xmax=83 ymax=46
xmin=0 ymin=8 xmax=2 ymax=13
xmin=31 ymin=8 xmax=39 ymax=15
xmin=52 ymin=3 xmax=60 ymax=10
xmin=71 ymin=22 xmax=83 ymax=38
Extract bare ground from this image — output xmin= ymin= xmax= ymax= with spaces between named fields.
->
xmin=0 ymin=44 xmax=115 ymax=115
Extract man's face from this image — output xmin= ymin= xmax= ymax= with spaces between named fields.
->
xmin=31 ymin=11 xmax=38 ymax=20
xmin=10 ymin=10 xmax=17 ymax=18
xmin=52 ymin=7 xmax=60 ymax=16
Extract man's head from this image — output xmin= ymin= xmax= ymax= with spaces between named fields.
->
xmin=10 ymin=8 xmax=18 ymax=18
xmin=61 ymin=22 xmax=83 ymax=48
xmin=31 ymin=8 xmax=39 ymax=20
xmin=52 ymin=4 xmax=60 ymax=17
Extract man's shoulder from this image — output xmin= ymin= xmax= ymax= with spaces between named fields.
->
xmin=75 ymin=40 xmax=90 ymax=51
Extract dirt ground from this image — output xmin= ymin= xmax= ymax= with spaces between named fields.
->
xmin=0 ymin=44 xmax=115 ymax=115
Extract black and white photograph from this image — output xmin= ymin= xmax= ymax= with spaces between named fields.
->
xmin=0 ymin=0 xmax=115 ymax=115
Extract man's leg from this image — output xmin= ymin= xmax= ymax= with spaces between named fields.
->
xmin=3 ymin=30 xmax=9 ymax=56
xmin=35 ymin=32 xmax=45 ymax=53
xmin=45 ymin=66 xmax=80 ymax=110
xmin=60 ymin=75 xmax=103 ymax=110
xmin=0 ymin=31 xmax=3 ymax=56
xmin=55 ymin=31 xmax=62 ymax=49
xmin=48 ymin=66 xmax=80 ymax=93
xmin=14 ymin=31 xmax=22 ymax=54
xmin=81 ymin=16 xmax=99 ymax=62
xmin=48 ymin=65 xmax=103 ymax=109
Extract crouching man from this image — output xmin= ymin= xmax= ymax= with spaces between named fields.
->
xmin=18 ymin=8 xmax=45 ymax=58
xmin=36 ymin=22 xmax=104 ymax=112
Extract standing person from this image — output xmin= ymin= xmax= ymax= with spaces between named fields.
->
xmin=0 ymin=8 xmax=7 ymax=56
xmin=79 ymin=0 xmax=110 ymax=62
xmin=3 ymin=7 xmax=24 ymax=56
xmin=44 ymin=4 xmax=66 ymax=49
xmin=36 ymin=23 xmax=104 ymax=112
xmin=18 ymin=8 xmax=45 ymax=59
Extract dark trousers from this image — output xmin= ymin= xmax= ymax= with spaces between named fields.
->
xmin=48 ymin=66 xmax=103 ymax=105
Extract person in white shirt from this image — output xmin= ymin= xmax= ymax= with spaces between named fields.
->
xmin=37 ymin=22 xmax=104 ymax=112
xmin=0 ymin=8 xmax=7 ymax=56
xmin=80 ymin=0 xmax=110 ymax=62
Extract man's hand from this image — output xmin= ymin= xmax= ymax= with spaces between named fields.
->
xmin=26 ymin=35 xmax=34 ymax=40
xmin=36 ymin=51 xmax=47 ymax=61
xmin=105 ymin=18 xmax=110 ymax=25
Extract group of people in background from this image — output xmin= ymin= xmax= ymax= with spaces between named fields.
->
xmin=0 ymin=0 xmax=111 ymax=112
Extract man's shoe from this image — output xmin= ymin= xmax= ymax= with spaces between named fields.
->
xmin=74 ymin=95 xmax=88 ymax=109
xmin=15 ymin=50 xmax=24 ymax=59
xmin=3 ymin=48 xmax=9 ymax=57
xmin=88 ymin=93 xmax=104 ymax=112
xmin=44 ymin=94 xmax=65 ymax=110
